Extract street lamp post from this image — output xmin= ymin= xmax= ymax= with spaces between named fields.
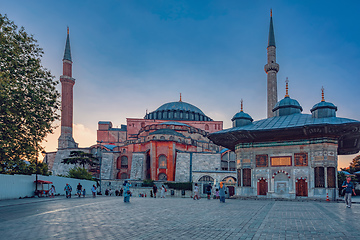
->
xmin=97 ymin=140 xmax=103 ymax=194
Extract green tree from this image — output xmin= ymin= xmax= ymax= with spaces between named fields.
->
xmin=0 ymin=14 xmax=60 ymax=174
xmin=62 ymin=151 xmax=98 ymax=168
xmin=349 ymin=155 xmax=360 ymax=173
xmin=67 ymin=167 xmax=94 ymax=180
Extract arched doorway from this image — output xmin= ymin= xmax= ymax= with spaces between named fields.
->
xmin=257 ymin=178 xmax=267 ymax=196
xmin=296 ymin=178 xmax=308 ymax=196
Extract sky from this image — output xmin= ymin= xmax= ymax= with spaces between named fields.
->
xmin=2 ymin=0 xmax=360 ymax=169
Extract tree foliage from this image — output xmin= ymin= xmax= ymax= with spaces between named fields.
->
xmin=349 ymin=155 xmax=360 ymax=173
xmin=62 ymin=151 xmax=98 ymax=168
xmin=0 ymin=14 xmax=60 ymax=174
xmin=67 ymin=167 xmax=94 ymax=180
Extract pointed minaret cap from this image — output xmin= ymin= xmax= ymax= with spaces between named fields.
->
xmin=268 ymin=9 xmax=276 ymax=47
xmin=63 ymin=27 xmax=72 ymax=62
xmin=179 ymin=93 xmax=182 ymax=102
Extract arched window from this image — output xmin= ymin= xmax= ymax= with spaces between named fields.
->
xmin=121 ymin=156 xmax=128 ymax=169
xmin=117 ymin=172 xmax=128 ymax=179
xmin=205 ymin=124 xmax=209 ymax=130
xmin=120 ymin=173 xmax=128 ymax=179
xmin=169 ymin=136 xmax=174 ymax=141
xmin=158 ymin=155 xmax=167 ymax=169
xmin=158 ymin=173 xmax=167 ymax=181
xmin=222 ymin=176 xmax=236 ymax=184
xmin=160 ymin=136 xmax=165 ymax=140
xmin=198 ymin=175 xmax=214 ymax=182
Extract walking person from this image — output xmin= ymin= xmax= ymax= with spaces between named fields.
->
xmin=160 ymin=185 xmax=166 ymax=198
xmin=219 ymin=182 xmax=226 ymax=203
xmin=119 ymin=188 xmax=123 ymax=196
xmin=215 ymin=188 xmax=220 ymax=199
xmin=123 ymin=181 xmax=132 ymax=203
xmin=342 ymin=177 xmax=356 ymax=208
xmin=206 ymin=183 xmax=212 ymax=200
xmin=193 ymin=183 xmax=200 ymax=200
xmin=76 ymin=183 xmax=82 ymax=197
xmin=153 ymin=184 xmax=158 ymax=198
xmin=49 ymin=185 xmax=56 ymax=198
xmin=82 ymin=188 xmax=86 ymax=197
xmin=64 ymin=183 xmax=72 ymax=198
xmin=91 ymin=185 xmax=97 ymax=198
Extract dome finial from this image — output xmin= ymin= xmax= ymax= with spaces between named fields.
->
xmin=285 ymin=77 xmax=289 ymax=97
xmin=321 ymin=86 xmax=325 ymax=102
xmin=179 ymin=93 xmax=182 ymax=102
xmin=240 ymin=99 xmax=243 ymax=112
xmin=67 ymin=26 xmax=69 ymax=35
xmin=270 ymin=9 xmax=272 ymax=17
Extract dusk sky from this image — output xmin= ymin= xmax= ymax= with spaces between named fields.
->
xmin=3 ymin=1 xmax=360 ymax=168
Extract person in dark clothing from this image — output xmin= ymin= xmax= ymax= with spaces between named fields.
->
xmin=342 ymin=177 xmax=356 ymax=208
xmin=206 ymin=183 xmax=212 ymax=200
xmin=153 ymin=184 xmax=158 ymax=198
xmin=119 ymin=188 xmax=123 ymax=196
xmin=77 ymin=183 xmax=82 ymax=197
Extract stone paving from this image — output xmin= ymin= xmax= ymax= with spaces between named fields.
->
xmin=0 ymin=196 xmax=359 ymax=240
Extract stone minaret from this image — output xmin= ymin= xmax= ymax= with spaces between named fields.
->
xmin=264 ymin=10 xmax=279 ymax=118
xmin=58 ymin=27 xmax=78 ymax=149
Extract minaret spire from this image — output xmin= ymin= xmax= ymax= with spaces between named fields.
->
xmin=264 ymin=10 xmax=279 ymax=118
xmin=179 ymin=93 xmax=182 ymax=102
xmin=63 ymin=27 xmax=72 ymax=62
xmin=240 ymin=99 xmax=243 ymax=112
xmin=285 ymin=77 xmax=289 ymax=97
xmin=58 ymin=27 xmax=78 ymax=149
xmin=321 ymin=86 xmax=325 ymax=102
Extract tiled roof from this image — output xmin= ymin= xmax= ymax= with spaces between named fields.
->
xmin=216 ymin=113 xmax=359 ymax=133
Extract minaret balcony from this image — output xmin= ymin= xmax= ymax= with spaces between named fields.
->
xmin=264 ymin=63 xmax=279 ymax=73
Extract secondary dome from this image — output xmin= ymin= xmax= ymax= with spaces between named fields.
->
xmin=310 ymin=88 xmax=337 ymax=118
xmin=231 ymin=100 xmax=253 ymax=127
xmin=145 ymin=100 xmax=213 ymax=121
xmin=272 ymin=96 xmax=303 ymax=116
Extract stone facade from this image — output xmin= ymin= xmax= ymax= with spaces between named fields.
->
xmin=236 ymin=139 xmax=338 ymax=200
xmin=130 ymin=153 xmax=145 ymax=180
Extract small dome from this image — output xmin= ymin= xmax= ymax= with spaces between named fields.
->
xmin=232 ymin=111 xmax=253 ymax=127
xmin=311 ymin=101 xmax=337 ymax=118
xmin=272 ymin=96 xmax=303 ymax=116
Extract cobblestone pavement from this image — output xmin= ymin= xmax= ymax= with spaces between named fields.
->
xmin=0 ymin=196 xmax=359 ymax=240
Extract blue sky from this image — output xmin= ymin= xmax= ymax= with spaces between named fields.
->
xmin=2 ymin=0 xmax=360 ymax=168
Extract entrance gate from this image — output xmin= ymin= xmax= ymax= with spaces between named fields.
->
xmin=296 ymin=178 xmax=308 ymax=196
xmin=257 ymin=179 xmax=267 ymax=196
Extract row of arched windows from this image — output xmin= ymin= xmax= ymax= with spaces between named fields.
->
xmin=117 ymin=155 xmax=168 ymax=170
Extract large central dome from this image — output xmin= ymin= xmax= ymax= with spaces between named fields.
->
xmin=145 ymin=101 xmax=213 ymax=121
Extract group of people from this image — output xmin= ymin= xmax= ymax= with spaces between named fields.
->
xmin=63 ymin=183 xmax=91 ymax=198
xmin=193 ymin=182 xmax=226 ymax=203
xmin=51 ymin=178 xmax=358 ymax=207
xmin=152 ymin=184 xmax=167 ymax=198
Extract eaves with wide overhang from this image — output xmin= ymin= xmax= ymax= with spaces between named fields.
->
xmin=209 ymin=90 xmax=360 ymax=155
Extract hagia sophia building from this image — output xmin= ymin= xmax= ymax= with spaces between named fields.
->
xmin=46 ymin=12 xmax=360 ymax=200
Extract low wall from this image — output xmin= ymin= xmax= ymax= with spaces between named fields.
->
xmin=0 ymin=174 xmax=95 ymax=200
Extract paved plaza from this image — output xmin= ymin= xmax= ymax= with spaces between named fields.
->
xmin=0 ymin=196 xmax=359 ymax=240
